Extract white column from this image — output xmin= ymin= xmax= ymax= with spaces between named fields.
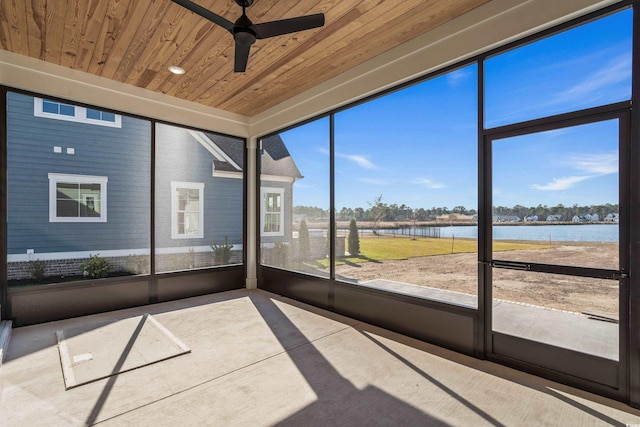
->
xmin=246 ymin=136 xmax=258 ymax=289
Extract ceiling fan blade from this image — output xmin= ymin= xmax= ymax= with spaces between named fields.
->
xmin=252 ymin=13 xmax=324 ymax=39
xmin=170 ymin=0 xmax=234 ymax=32
xmin=234 ymin=43 xmax=251 ymax=72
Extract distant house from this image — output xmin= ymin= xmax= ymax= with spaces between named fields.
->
xmin=493 ymin=215 xmax=521 ymax=223
xmin=604 ymin=213 xmax=620 ymax=223
xmin=524 ymin=215 xmax=538 ymax=222
xmin=6 ymin=93 xmax=300 ymax=279
xmin=546 ymin=214 xmax=564 ymax=222
xmin=573 ymin=214 xmax=600 ymax=222
xmin=436 ymin=213 xmax=476 ymax=223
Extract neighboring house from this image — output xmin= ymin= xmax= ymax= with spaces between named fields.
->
xmin=7 ymin=93 xmax=151 ymax=279
xmin=604 ymin=213 xmax=620 ymax=223
xmin=6 ymin=93 xmax=300 ymax=280
xmin=524 ymin=215 xmax=538 ymax=222
xmin=259 ymin=137 xmax=303 ymax=244
xmin=546 ymin=215 xmax=564 ymax=222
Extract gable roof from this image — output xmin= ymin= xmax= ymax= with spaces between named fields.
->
xmin=192 ymin=131 xmax=302 ymax=180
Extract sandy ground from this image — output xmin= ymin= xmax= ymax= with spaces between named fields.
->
xmin=334 ymin=240 xmax=619 ymax=316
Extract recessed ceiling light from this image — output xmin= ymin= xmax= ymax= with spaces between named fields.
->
xmin=168 ymin=65 xmax=185 ymax=75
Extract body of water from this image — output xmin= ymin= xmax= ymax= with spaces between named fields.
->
xmin=437 ymin=223 xmax=618 ymax=243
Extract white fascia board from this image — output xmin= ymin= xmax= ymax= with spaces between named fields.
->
xmin=259 ymin=174 xmax=295 ymax=184
xmin=249 ymin=0 xmax=619 ymax=136
xmin=188 ymin=130 xmax=242 ymax=170
xmin=0 ymin=51 xmax=250 ymax=138
xmin=213 ymin=170 xmax=243 ymax=179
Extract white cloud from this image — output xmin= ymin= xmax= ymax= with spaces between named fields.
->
xmin=446 ymin=68 xmax=472 ymax=87
xmin=531 ymin=175 xmax=592 ymax=191
xmin=552 ymin=53 xmax=631 ymax=105
xmin=532 ymin=151 xmax=617 ymax=191
xmin=572 ymin=152 xmax=618 ymax=175
xmin=336 ymin=152 xmax=378 ymax=169
xmin=413 ymin=177 xmax=446 ymax=189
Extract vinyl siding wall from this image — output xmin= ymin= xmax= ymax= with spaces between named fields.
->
xmin=155 ymin=123 xmax=243 ymax=251
xmin=7 ymin=92 xmax=151 ymax=258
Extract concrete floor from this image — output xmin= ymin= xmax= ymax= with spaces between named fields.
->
xmin=1 ymin=289 xmax=639 ymax=426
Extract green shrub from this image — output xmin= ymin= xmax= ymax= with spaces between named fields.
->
xmin=29 ymin=259 xmax=46 ymax=283
xmin=81 ymin=254 xmax=110 ymax=279
xmin=272 ymin=242 xmax=289 ymax=267
xmin=298 ymin=220 xmax=310 ymax=261
xmin=348 ymin=219 xmax=360 ymax=256
xmin=211 ymin=237 xmax=234 ymax=265
xmin=126 ymin=254 xmax=150 ymax=274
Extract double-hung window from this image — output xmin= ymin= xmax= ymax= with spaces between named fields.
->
xmin=171 ymin=182 xmax=204 ymax=239
xmin=48 ymin=173 xmax=108 ymax=222
xmin=261 ymin=187 xmax=284 ymax=236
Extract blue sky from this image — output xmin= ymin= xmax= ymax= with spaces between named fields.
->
xmin=277 ymin=9 xmax=632 ymax=211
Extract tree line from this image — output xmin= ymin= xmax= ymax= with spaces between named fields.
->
xmin=294 ymin=202 xmax=619 ymax=222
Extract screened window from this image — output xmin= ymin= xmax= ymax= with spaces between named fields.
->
xmin=262 ymin=188 xmax=284 ymax=236
xmin=34 ymin=98 xmax=122 ymax=128
xmin=171 ymin=182 xmax=204 ymax=239
xmin=48 ymin=173 xmax=107 ymax=222
xmin=484 ymin=9 xmax=632 ymax=128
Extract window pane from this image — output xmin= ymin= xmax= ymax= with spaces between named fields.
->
xmin=59 ymin=103 xmax=75 ymax=117
xmin=485 ymin=9 xmax=632 ymax=128
xmin=102 ymin=112 xmax=116 ymax=122
xmin=492 ymin=120 xmax=619 ymax=270
xmin=334 ymin=65 xmax=478 ymax=306
xmin=7 ymin=92 xmax=151 ymax=285
xmin=156 ymin=123 xmax=244 ymax=272
xmin=260 ymin=117 xmax=330 ymax=278
xmin=42 ymin=100 xmax=59 ymax=114
xmin=57 ymin=200 xmax=79 ymax=217
xmin=86 ymin=108 xmax=101 ymax=120
xmin=186 ymin=212 xmax=199 ymax=234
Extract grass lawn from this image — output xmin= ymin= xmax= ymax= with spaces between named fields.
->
xmin=319 ymin=236 xmax=551 ymax=267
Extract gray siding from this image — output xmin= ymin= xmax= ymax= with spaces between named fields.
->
xmin=155 ymin=123 xmax=244 ymax=249
xmin=7 ymin=92 xmax=151 ymax=256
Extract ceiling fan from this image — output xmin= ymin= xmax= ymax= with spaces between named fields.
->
xmin=170 ymin=0 xmax=325 ymax=72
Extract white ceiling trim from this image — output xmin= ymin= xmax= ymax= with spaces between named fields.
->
xmin=0 ymin=51 xmax=250 ymax=138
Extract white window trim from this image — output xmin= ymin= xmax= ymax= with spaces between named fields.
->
xmin=171 ymin=181 xmax=205 ymax=240
xmin=261 ymin=187 xmax=285 ymax=237
xmin=34 ymin=98 xmax=122 ymax=128
xmin=48 ymin=173 xmax=108 ymax=223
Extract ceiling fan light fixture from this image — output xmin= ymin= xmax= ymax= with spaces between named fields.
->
xmin=234 ymin=29 xmax=256 ymax=46
xmin=168 ymin=65 xmax=186 ymax=75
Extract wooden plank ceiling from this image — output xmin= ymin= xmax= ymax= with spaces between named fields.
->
xmin=0 ymin=0 xmax=489 ymax=117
